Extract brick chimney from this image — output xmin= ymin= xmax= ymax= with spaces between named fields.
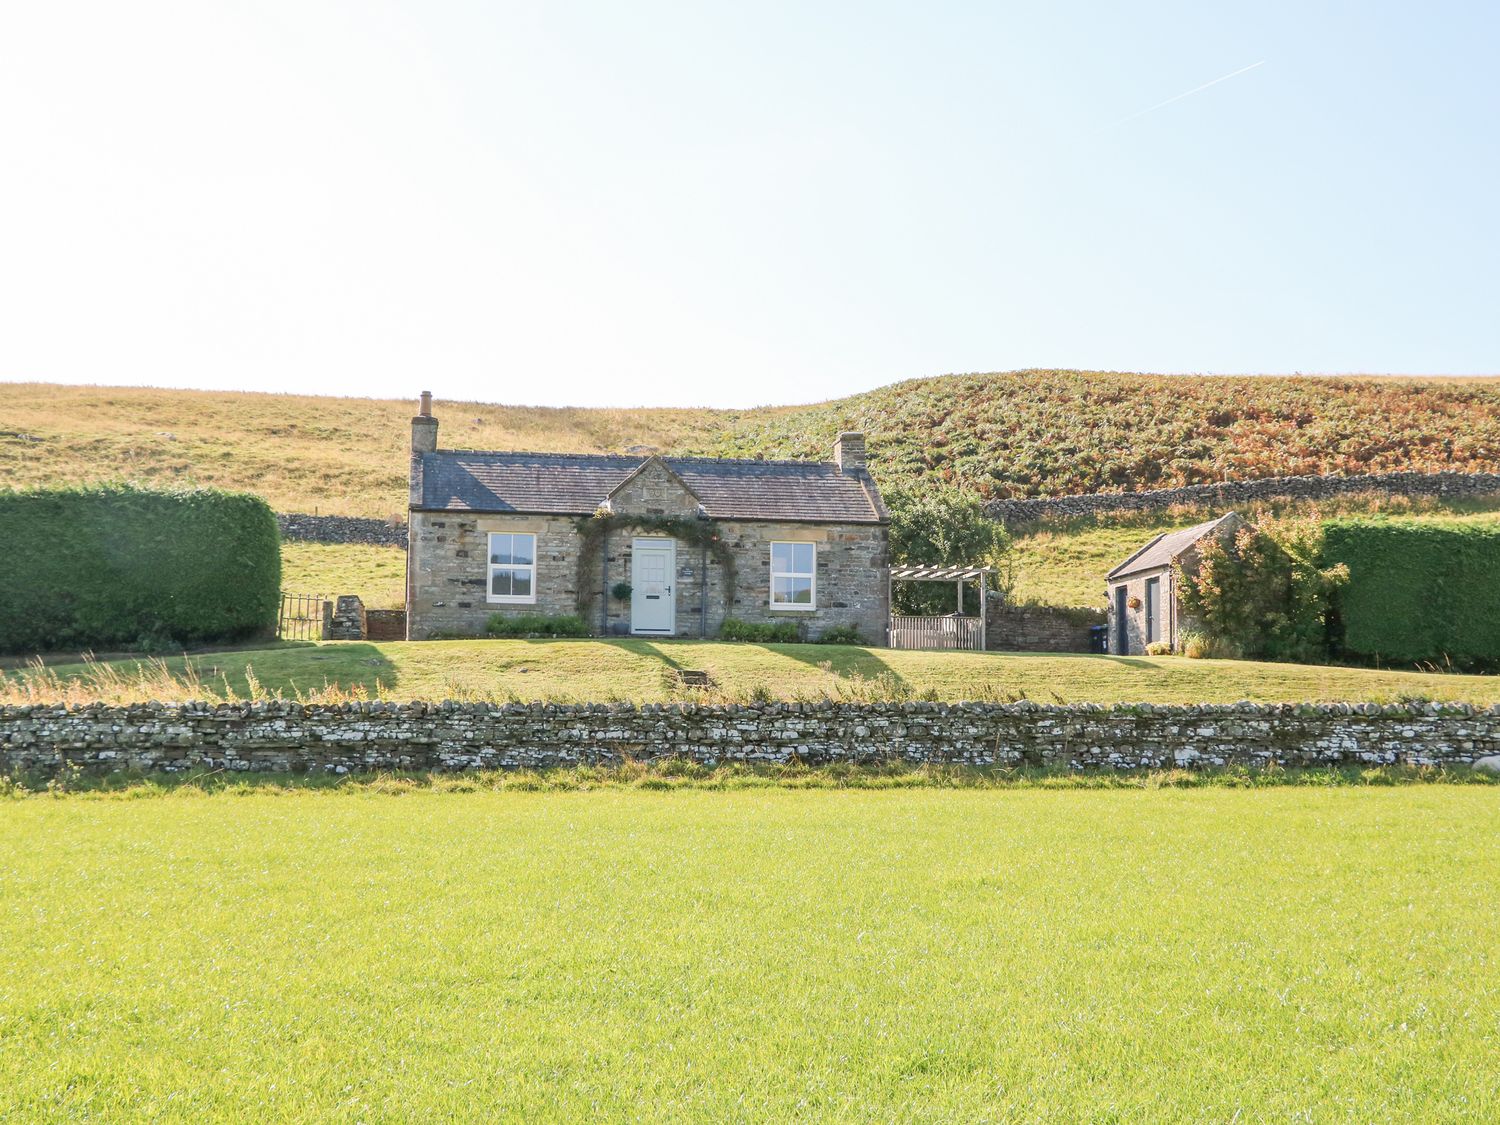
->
xmin=410 ymin=391 xmax=438 ymax=507
xmin=833 ymin=431 xmax=866 ymax=474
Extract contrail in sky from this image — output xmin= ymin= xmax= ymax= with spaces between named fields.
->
xmin=1111 ymin=60 xmax=1266 ymax=126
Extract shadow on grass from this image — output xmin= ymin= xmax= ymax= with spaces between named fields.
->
xmin=0 ymin=638 xmax=323 ymax=672
xmin=186 ymin=642 xmax=401 ymax=701
xmin=633 ymin=640 xmax=691 ymax=674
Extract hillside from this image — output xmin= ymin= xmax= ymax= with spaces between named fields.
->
xmin=3 ymin=372 xmax=1497 ymax=516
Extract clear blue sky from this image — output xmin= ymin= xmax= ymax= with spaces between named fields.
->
xmin=1 ymin=1 xmax=1495 ymax=408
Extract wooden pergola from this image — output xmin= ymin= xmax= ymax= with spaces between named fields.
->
xmin=887 ymin=564 xmax=993 ymax=651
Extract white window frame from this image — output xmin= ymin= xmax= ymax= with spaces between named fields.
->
xmin=487 ymin=532 xmax=538 ymax=605
xmin=769 ymin=541 xmax=817 ymax=611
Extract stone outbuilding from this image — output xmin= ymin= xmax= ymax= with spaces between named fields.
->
xmin=405 ymin=393 xmax=890 ymax=643
xmin=1105 ymin=512 xmax=1247 ymax=654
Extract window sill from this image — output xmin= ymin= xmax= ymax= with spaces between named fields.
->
xmin=487 ymin=597 xmax=539 ymax=606
xmin=768 ymin=604 xmax=817 ymax=612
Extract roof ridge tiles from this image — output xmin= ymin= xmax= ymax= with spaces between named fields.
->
xmin=429 ymin=448 xmax=835 ymax=469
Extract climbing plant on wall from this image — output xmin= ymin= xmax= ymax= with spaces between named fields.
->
xmin=573 ymin=511 xmax=738 ymax=621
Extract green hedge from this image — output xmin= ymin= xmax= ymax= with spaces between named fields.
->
xmin=1322 ymin=519 xmax=1500 ymax=668
xmin=0 ymin=485 xmax=281 ymax=653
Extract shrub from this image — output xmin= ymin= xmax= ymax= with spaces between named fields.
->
xmin=1179 ymin=631 xmax=1242 ymax=660
xmin=814 ymin=625 xmax=863 ymax=645
xmin=720 ymin=618 xmax=802 ymax=643
xmin=1144 ymin=641 xmax=1172 ymax=656
xmin=1176 ymin=520 xmax=1346 ymax=663
xmin=0 ymin=484 xmax=280 ymax=654
xmin=485 ymin=613 xmax=589 ymax=638
xmin=884 ymin=482 xmax=1011 ymax=615
xmin=1321 ymin=519 xmax=1500 ymax=668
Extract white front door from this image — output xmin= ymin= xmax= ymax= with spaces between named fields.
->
xmin=630 ymin=538 xmax=676 ymax=635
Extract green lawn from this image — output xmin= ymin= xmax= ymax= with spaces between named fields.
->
xmin=2 ymin=787 xmax=1496 ymax=1120
xmin=7 ymin=637 xmax=1500 ymax=706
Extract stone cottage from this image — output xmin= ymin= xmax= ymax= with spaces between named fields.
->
xmin=405 ymin=393 xmax=890 ymax=642
xmin=1105 ymin=512 xmax=1246 ymax=654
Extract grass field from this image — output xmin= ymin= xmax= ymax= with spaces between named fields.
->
xmin=279 ymin=542 xmax=407 ymax=608
xmin=6 ymin=638 xmax=1499 ymax=706
xmin=6 ymin=373 xmax=1498 ymax=514
xmin=2 ymin=786 xmax=1496 ymax=1120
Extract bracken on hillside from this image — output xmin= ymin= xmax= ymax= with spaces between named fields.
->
xmin=3 ymin=371 xmax=1496 ymax=514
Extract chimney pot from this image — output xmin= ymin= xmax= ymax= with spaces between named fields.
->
xmin=410 ymin=393 xmax=439 ymax=469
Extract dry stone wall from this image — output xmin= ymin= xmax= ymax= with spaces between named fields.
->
xmin=986 ymin=604 xmax=1106 ymax=652
xmin=277 ymin=514 xmax=407 ymax=547
xmin=985 ymin=471 xmax=1500 ymax=525
xmin=4 ymin=700 xmax=1496 ymax=777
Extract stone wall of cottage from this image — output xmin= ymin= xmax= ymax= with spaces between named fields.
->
xmin=1106 ymin=567 xmax=1177 ymax=655
xmin=4 ymin=700 xmax=1495 ymax=777
xmin=607 ymin=460 xmax=702 ymax=519
xmin=408 ymin=509 xmax=888 ymax=643
xmin=407 ymin=511 xmax=584 ymax=638
xmin=590 ymin=519 xmax=888 ymax=642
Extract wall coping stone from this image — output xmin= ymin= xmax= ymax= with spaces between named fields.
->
xmin=985 ymin=470 xmax=1500 ymax=524
xmin=4 ymin=699 xmax=1496 ymax=721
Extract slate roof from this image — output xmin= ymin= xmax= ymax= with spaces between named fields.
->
xmin=1107 ymin=514 xmax=1240 ymax=580
xmin=419 ymin=450 xmax=885 ymax=523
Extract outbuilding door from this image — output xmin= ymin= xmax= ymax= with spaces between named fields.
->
xmin=630 ymin=538 xmax=676 ymax=635
xmin=1113 ymin=585 xmax=1128 ymax=654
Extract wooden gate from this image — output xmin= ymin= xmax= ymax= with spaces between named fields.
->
xmin=278 ymin=593 xmax=330 ymax=641
xmin=889 ymin=614 xmax=984 ymax=652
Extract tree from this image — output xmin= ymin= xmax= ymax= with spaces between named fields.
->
xmin=884 ymin=483 xmax=1011 ymax=615
xmin=1175 ymin=519 xmax=1347 ymax=663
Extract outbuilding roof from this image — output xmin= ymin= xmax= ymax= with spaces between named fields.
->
xmin=1106 ymin=513 xmax=1243 ymax=580
xmin=419 ymin=450 xmax=886 ymax=524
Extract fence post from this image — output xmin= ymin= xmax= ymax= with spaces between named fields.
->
xmin=320 ymin=600 xmax=333 ymax=641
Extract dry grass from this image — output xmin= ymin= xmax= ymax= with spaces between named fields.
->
xmin=6 ymin=374 xmax=1498 ymax=516
xmin=0 ymin=655 xmax=376 ymax=707
xmin=0 ymin=383 xmax=772 ymax=516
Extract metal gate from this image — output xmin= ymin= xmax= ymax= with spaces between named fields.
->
xmin=278 ymin=593 xmax=330 ymax=641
